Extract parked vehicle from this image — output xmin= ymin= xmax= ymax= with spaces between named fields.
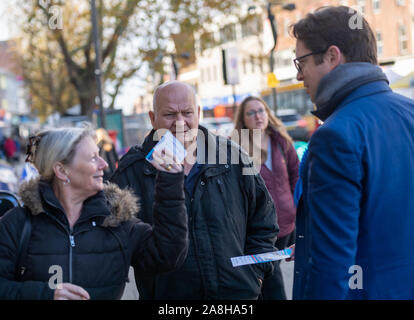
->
xmin=277 ymin=109 xmax=310 ymax=142
xmin=123 ymin=113 xmax=152 ymax=148
xmin=200 ymin=117 xmax=234 ymax=137
xmin=0 ymin=190 xmax=20 ymax=218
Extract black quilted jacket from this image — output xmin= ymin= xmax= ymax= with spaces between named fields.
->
xmin=0 ymin=172 xmax=188 ymax=300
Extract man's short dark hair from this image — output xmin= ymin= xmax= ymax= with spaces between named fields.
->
xmin=291 ymin=6 xmax=378 ymax=65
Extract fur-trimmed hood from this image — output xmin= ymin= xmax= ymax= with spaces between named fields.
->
xmin=18 ymin=177 xmax=139 ymax=227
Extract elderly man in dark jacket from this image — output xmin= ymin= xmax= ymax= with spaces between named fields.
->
xmin=111 ymin=81 xmax=278 ymax=299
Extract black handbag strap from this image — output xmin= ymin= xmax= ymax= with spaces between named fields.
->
xmin=16 ymin=208 xmax=32 ymax=280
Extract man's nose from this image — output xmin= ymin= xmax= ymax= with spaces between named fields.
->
xmin=174 ymin=119 xmax=186 ymax=133
xmin=176 ymin=112 xmax=185 ymax=122
xmin=296 ymin=71 xmax=303 ymax=81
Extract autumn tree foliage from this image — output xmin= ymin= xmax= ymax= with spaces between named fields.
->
xmin=12 ymin=0 xmax=255 ymax=118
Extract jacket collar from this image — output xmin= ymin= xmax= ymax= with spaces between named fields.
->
xmin=139 ymin=125 xmax=233 ymax=177
xmin=312 ymin=62 xmax=389 ymax=121
xmin=18 ymin=177 xmax=139 ymax=227
xmin=197 ymin=125 xmax=230 ymax=178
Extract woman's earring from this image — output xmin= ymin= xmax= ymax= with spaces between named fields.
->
xmin=63 ymin=178 xmax=71 ymax=185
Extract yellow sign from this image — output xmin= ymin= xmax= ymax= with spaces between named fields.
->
xmin=267 ymin=72 xmax=279 ymax=88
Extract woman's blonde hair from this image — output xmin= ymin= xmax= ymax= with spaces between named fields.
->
xmin=232 ymin=96 xmax=292 ymax=164
xmin=27 ymin=123 xmax=96 ymax=182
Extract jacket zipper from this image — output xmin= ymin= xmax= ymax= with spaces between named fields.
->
xmin=69 ymin=233 xmax=75 ymax=283
xmin=43 ymin=211 xmax=74 ymax=284
xmin=43 ymin=197 xmax=108 ymax=284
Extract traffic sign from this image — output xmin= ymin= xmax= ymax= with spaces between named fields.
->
xmin=267 ymin=72 xmax=279 ymax=88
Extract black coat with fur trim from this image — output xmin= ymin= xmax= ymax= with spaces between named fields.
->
xmin=0 ymin=172 xmax=188 ymax=300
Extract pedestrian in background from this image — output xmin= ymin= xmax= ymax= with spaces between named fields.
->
xmin=3 ymin=136 xmax=16 ymax=163
xmin=0 ymin=125 xmax=188 ymax=299
xmin=290 ymin=5 xmax=414 ymax=299
xmin=12 ymin=135 xmax=22 ymax=163
xmin=111 ymin=81 xmax=278 ymax=300
xmin=96 ymin=128 xmax=119 ymax=181
xmin=233 ymin=96 xmax=299 ymax=300
xmin=0 ymin=131 xmax=5 ymax=160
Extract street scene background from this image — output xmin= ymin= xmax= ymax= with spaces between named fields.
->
xmin=0 ymin=0 xmax=413 ymax=300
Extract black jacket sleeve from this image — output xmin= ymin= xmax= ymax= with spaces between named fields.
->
xmin=242 ymin=162 xmax=279 ymax=280
xmin=128 ymin=170 xmax=188 ymax=275
xmin=0 ymin=208 xmax=54 ymax=300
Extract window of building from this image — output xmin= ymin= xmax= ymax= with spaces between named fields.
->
xmin=241 ymin=15 xmax=262 ymax=38
xmin=376 ymin=31 xmax=383 ymax=57
xmin=200 ymin=32 xmax=215 ymax=52
xmin=373 ymin=0 xmax=381 ymax=13
xmin=220 ymin=23 xmax=237 ymax=43
xmin=398 ymin=24 xmax=408 ymax=54
xmin=200 ymin=68 xmax=205 ymax=83
xmin=0 ymin=75 xmax=6 ymax=89
xmin=212 ymin=65 xmax=217 ymax=82
xmin=206 ymin=66 xmax=211 ymax=82
xmin=283 ymin=18 xmax=290 ymax=37
xmin=242 ymin=58 xmax=247 ymax=74
xmin=250 ymin=56 xmax=255 ymax=73
xmin=257 ymin=58 xmax=263 ymax=73
xmin=396 ymin=0 xmax=405 ymax=6
xmin=357 ymin=0 xmax=366 ymax=14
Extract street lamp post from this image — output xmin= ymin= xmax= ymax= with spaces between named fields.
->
xmin=267 ymin=2 xmax=296 ymax=115
xmin=91 ymin=0 xmax=106 ymax=129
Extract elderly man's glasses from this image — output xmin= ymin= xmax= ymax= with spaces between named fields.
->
xmin=293 ymin=48 xmax=329 ymax=73
xmin=246 ymin=109 xmax=265 ymax=118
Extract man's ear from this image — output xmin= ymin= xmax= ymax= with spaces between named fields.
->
xmin=326 ymin=45 xmax=345 ymax=69
xmin=197 ymin=106 xmax=201 ymax=120
xmin=53 ymin=162 xmax=68 ymax=182
xmin=148 ymin=110 xmax=156 ymax=128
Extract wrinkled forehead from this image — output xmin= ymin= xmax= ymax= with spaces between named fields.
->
xmin=154 ymin=83 xmax=196 ymax=112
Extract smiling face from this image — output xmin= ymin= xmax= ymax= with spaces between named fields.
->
xmin=295 ymin=40 xmax=332 ymax=103
xmin=65 ymin=136 xmax=108 ymax=198
xmin=149 ymin=82 xmax=200 ymax=148
xmin=243 ymin=99 xmax=269 ymax=131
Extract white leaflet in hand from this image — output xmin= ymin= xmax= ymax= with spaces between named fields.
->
xmin=146 ymin=130 xmax=187 ymax=164
xmin=230 ymin=248 xmax=292 ymax=267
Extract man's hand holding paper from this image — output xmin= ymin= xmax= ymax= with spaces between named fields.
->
xmin=146 ymin=130 xmax=186 ymax=173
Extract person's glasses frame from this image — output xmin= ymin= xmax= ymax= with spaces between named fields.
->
xmin=293 ymin=47 xmax=329 ymax=73
xmin=246 ymin=108 xmax=266 ymax=118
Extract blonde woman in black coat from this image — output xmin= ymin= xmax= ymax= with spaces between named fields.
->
xmin=0 ymin=125 xmax=188 ymax=300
